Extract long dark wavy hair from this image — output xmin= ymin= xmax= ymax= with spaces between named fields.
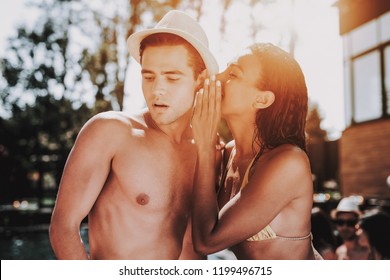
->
xmin=250 ymin=43 xmax=308 ymax=155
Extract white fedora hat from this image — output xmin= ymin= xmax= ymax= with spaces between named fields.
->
xmin=127 ymin=10 xmax=219 ymax=75
xmin=331 ymin=197 xmax=361 ymax=219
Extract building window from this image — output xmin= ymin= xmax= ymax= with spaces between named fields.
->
xmin=385 ymin=46 xmax=390 ymax=115
xmin=342 ymin=11 xmax=390 ymax=125
xmin=352 ymin=51 xmax=382 ymax=122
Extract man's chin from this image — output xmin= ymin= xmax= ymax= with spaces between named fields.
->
xmin=150 ymin=110 xmax=192 ymax=127
xmin=340 ymin=233 xmax=357 ymax=241
xmin=151 ymin=114 xmax=173 ymax=126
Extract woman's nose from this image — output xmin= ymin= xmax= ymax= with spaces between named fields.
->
xmin=216 ymin=71 xmax=227 ymax=83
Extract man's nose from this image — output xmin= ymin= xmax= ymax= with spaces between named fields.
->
xmin=152 ymin=78 xmax=167 ymax=96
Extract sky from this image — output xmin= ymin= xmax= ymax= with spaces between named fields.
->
xmin=0 ymin=0 xmax=345 ymax=139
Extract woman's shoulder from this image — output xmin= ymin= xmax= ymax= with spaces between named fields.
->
xmin=265 ymin=144 xmax=309 ymax=167
xmin=251 ymin=144 xmax=312 ymax=194
xmin=271 ymin=143 xmax=306 ymax=154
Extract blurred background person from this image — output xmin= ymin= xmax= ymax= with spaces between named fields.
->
xmin=359 ymin=209 xmax=390 ymax=260
xmin=332 ymin=197 xmax=371 ymax=260
xmin=311 ymin=207 xmax=337 ymax=260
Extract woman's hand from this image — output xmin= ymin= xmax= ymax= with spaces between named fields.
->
xmin=191 ymin=75 xmax=222 ymax=151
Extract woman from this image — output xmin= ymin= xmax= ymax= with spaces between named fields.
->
xmin=191 ymin=43 xmax=317 ymax=259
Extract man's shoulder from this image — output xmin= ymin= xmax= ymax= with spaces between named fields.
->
xmin=86 ymin=110 xmax=148 ymax=131
xmin=73 ymin=111 xmax=150 ymax=147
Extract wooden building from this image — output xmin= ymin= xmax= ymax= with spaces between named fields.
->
xmin=337 ymin=0 xmax=390 ymax=198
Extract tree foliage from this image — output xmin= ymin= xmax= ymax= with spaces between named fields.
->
xmin=0 ymin=0 xmax=94 ymax=201
xmin=306 ymin=102 xmax=328 ymax=143
xmin=0 ymin=95 xmax=91 ymax=202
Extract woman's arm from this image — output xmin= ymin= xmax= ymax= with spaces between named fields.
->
xmin=191 ymin=76 xmax=222 ymax=254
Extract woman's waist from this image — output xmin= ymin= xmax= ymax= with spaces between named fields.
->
xmin=232 ymin=237 xmax=313 ymax=260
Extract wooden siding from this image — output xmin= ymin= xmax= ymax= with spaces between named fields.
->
xmin=340 ymin=119 xmax=390 ymax=198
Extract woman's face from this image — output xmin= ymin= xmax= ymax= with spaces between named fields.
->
xmin=217 ymin=49 xmax=263 ymax=117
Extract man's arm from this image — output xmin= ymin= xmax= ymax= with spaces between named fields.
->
xmin=49 ymin=113 xmax=121 ymax=259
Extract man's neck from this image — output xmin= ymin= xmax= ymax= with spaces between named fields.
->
xmin=344 ymin=236 xmax=360 ymax=248
xmin=146 ymin=111 xmax=193 ymax=145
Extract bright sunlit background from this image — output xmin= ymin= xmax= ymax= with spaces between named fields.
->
xmin=0 ymin=0 xmax=344 ymax=138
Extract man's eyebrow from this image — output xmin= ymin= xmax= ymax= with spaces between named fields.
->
xmin=141 ymin=69 xmax=154 ymax=74
xmin=161 ymin=70 xmax=184 ymax=75
xmin=141 ymin=69 xmax=184 ymax=75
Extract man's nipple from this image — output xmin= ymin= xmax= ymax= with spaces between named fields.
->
xmin=136 ymin=193 xmax=150 ymax=205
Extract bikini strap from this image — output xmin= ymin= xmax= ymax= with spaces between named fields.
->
xmin=240 ymin=147 xmax=265 ymax=191
xmin=240 ymin=155 xmax=257 ymax=191
xmin=218 ymin=147 xmax=236 ymax=195
xmin=276 ymin=232 xmax=312 ymax=241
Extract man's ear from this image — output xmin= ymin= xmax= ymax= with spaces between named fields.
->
xmin=253 ymin=91 xmax=275 ymax=109
xmin=195 ymin=69 xmax=208 ymax=92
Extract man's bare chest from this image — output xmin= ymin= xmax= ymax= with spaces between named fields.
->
xmin=109 ymin=143 xmax=196 ymax=209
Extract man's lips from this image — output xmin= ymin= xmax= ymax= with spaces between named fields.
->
xmin=154 ymin=103 xmax=169 ymax=107
xmin=153 ymin=103 xmax=169 ymax=111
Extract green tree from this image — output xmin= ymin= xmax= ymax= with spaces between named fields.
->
xmin=306 ymin=102 xmax=328 ymax=143
xmin=0 ymin=0 xmax=94 ymax=202
xmin=0 ymin=0 xmax=91 ymax=111
xmin=0 ymin=96 xmax=91 ymax=203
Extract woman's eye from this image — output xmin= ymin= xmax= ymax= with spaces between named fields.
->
xmin=228 ymin=72 xmax=237 ymax=78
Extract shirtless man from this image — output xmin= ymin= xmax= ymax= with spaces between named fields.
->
xmin=332 ymin=197 xmax=371 ymax=260
xmin=49 ymin=10 xmax=218 ymax=260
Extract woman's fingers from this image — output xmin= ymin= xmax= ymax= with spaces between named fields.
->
xmin=195 ymin=75 xmax=221 ymax=121
xmin=191 ymin=75 xmax=222 ymax=148
xmin=215 ymin=79 xmax=222 ymax=120
xmin=193 ymin=89 xmax=203 ymax=118
xmin=201 ymin=78 xmax=209 ymax=117
xmin=208 ymin=75 xmax=216 ymax=115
